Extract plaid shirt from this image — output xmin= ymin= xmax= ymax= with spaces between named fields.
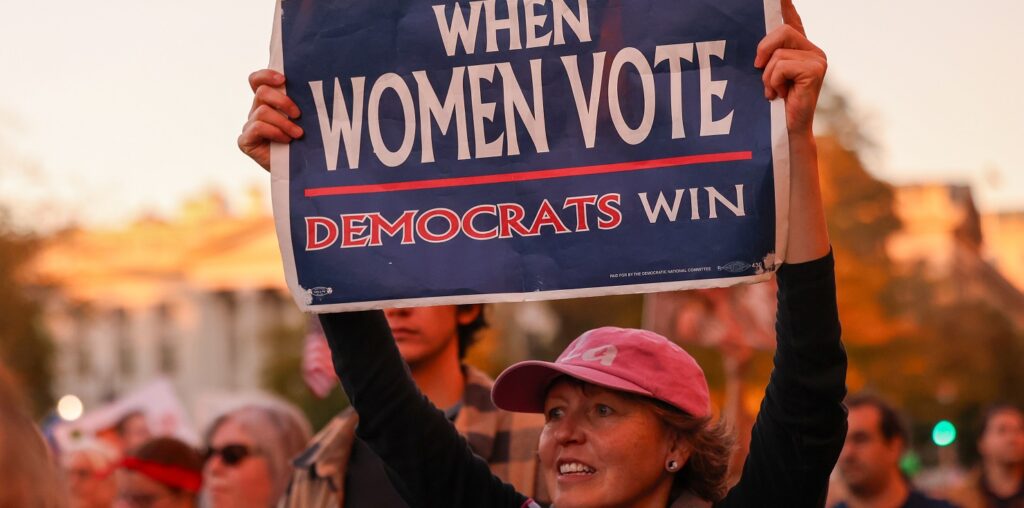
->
xmin=281 ymin=365 xmax=549 ymax=508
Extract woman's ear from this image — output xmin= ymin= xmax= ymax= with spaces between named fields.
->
xmin=665 ymin=435 xmax=693 ymax=472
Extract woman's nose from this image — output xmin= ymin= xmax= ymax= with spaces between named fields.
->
xmin=551 ymin=414 xmax=585 ymax=446
xmin=204 ymin=455 xmax=226 ymax=476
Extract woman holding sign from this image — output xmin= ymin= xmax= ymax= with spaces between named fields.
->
xmin=242 ymin=0 xmax=843 ymax=506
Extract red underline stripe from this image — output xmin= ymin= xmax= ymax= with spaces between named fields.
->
xmin=304 ymin=151 xmax=753 ymax=197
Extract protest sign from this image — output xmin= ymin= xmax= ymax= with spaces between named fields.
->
xmin=269 ymin=0 xmax=790 ymax=311
xmin=52 ymin=378 xmax=198 ymax=449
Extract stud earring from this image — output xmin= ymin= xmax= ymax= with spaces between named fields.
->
xmin=666 ymin=460 xmax=679 ymax=472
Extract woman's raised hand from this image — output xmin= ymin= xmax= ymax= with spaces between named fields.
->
xmin=757 ymin=0 xmax=831 ymax=263
xmin=238 ymin=69 xmax=304 ymax=171
xmin=755 ymin=0 xmax=827 ymax=137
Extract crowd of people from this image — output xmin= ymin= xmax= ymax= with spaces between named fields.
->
xmin=1 ymin=370 xmax=310 ymax=508
xmin=4 ymin=350 xmax=1023 ymax=508
xmin=4 ymin=340 xmax=1024 ymax=508
xmin=2 ymin=303 xmax=1022 ymax=507
xmin=2 ymin=0 xmax=1023 ymax=506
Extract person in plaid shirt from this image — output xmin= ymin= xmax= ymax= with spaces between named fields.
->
xmin=280 ymin=306 xmax=549 ymax=508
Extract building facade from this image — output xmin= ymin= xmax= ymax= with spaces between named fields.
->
xmin=982 ymin=211 xmax=1024 ymax=294
xmin=888 ymin=183 xmax=1024 ymax=329
xmin=29 ymin=192 xmax=303 ymax=415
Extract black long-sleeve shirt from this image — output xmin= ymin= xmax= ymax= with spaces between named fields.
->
xmin=320 ymin=252 xmax=847 ymax=507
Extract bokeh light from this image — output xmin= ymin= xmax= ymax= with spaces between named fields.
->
xmin=931 ymin=420 xmax=957 ymax=447
xmin=56 ymin=395 xmax=83 ymax=422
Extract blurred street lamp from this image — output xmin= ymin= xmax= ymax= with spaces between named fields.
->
xmin=56 ymin=394 xmax=83 ymax=422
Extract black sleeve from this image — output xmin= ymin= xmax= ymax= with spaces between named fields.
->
xmin=717 ymin=252 xmax=848 ymax=507
xmin=319 ymin=311 xmax=531 ymax=508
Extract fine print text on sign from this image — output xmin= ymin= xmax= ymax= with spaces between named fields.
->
xmin=269 ymin=0 xmax=790 ymax=311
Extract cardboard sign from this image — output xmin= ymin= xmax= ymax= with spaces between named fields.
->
xmin=52 ymin=379 xmax=198 ymax=449
xmin=270 ymin=0 xmax=789 ymax=311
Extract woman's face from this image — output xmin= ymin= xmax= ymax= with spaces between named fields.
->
xmin=538 ymin=380 xmax=680 ymax=508
xmin=202 ymin=418 xmax=273 ymax=508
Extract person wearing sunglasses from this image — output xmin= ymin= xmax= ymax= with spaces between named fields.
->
xmin=205 ymin=443 xmax=257 ymax=468
xmin=201 ymin=402 xmax=311 ymax=508
xmin=114 ymin=437 xmax=203 ymax=508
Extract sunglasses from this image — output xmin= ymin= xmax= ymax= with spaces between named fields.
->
xmin=203 ymin=444 xmax=257 ymax=466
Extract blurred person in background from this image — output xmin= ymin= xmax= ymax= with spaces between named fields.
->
xmin=704 ymin=289 xmax=759 ymax=488
xmin=0 ymin=362 xmax=65 ymax=508
xmin=202 ymin=402 xmax=311 ymax=507
xmin=115 ymin=436 xmax=202 ymax=508
xmin=670 ymin=285 xmax=772 ymax=489
xmin=281 ymin=309 xmax=549 ymax=507
xmin=98 ymin=410 xmax=152 ymax=458
xmin=115 ymin=410 xmax=153 ymax=455
xmin=834 ymin=393 xmax=957 ymax=508
xmin=946 ymin=404 xmax=1024 ymax=508
xmin=62 ymin=440 xmax=119 ymax=508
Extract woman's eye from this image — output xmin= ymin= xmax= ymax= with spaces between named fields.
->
xmin=596 ymin=404 xmax=613 ymax=416
xmin=546 ymin=407 xmax=564 ymax=421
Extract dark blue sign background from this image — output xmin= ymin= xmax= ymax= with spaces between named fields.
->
xmin=276 ymin=0 xmax=782 ymax=308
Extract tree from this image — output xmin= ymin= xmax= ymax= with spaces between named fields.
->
xmin=0 ymin=214 xmax=54 ymax=417
xmin=0 ymin=114 xmax=55 ymax=417
xmin=815 ymin=86 xmax=907 ymax=348
xmin=815 ymin=87 xmax=1024 ymax=464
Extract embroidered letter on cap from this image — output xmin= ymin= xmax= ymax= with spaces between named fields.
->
xmin=580 ymin=345 xmax=617 ymax=366
xmin=561 ymin=336 xmax=617 ymax=366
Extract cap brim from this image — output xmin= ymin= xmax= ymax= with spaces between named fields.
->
xmin=491 ymin=361 xmax=656 ymax=413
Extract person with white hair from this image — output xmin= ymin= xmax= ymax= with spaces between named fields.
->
xmin=201 ymin=402 xmax=312 ymax=508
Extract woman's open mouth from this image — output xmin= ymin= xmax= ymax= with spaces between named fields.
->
xmin=557 ymin=461 xmax=596 ymax=476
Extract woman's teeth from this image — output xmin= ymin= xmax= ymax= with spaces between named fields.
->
xmin=559 ymin=462 xmax=596 ymax=475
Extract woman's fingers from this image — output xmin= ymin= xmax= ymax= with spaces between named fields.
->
xmin=249 ymin=69 xmax=285 ymax=93
xmin=247 ymin=70 xmax=298 ymax=121
xmin=764 ymin=58 xmax=826 ymax=132
xmin=248 ymin=104 xmax=304 ymax=139
xmin=238 ymin=120 xmax=284 ymax=172
xmin=762 ymin=48 xmax=807 ymax=98
xmin=762 ymin=49 xmax=826 ymax=98
xmin=780 ymin=0 xmax=806 ymax=37
xmin=764 ymin=57 xmax=826 ymax=102
xmin=255 ymin=84 xmax=301 ymax=120
xmin=238 ymin=118 xmax=297 ymax=171
xmin=759 ymin=21 xmax=828 ymax=131
xmin=241 ymin=119 xmax=293 ymax=147
xmin=754 ymin=24 xmax=821 ymax=68
xmin=238 ymin=99 xmax=304 ymax=171
xmin=239 ymin=68 xmax=305 ymax=170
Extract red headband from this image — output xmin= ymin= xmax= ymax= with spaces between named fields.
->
xmin=120 ymin=456 xmax=202 ymax=494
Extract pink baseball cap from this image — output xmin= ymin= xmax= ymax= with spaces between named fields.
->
xmin=492 ymin=327 xmax=711 ymax=418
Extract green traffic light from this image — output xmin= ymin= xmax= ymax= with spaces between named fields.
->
xmin=932 ymin=420 xmax=957 ymax=447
